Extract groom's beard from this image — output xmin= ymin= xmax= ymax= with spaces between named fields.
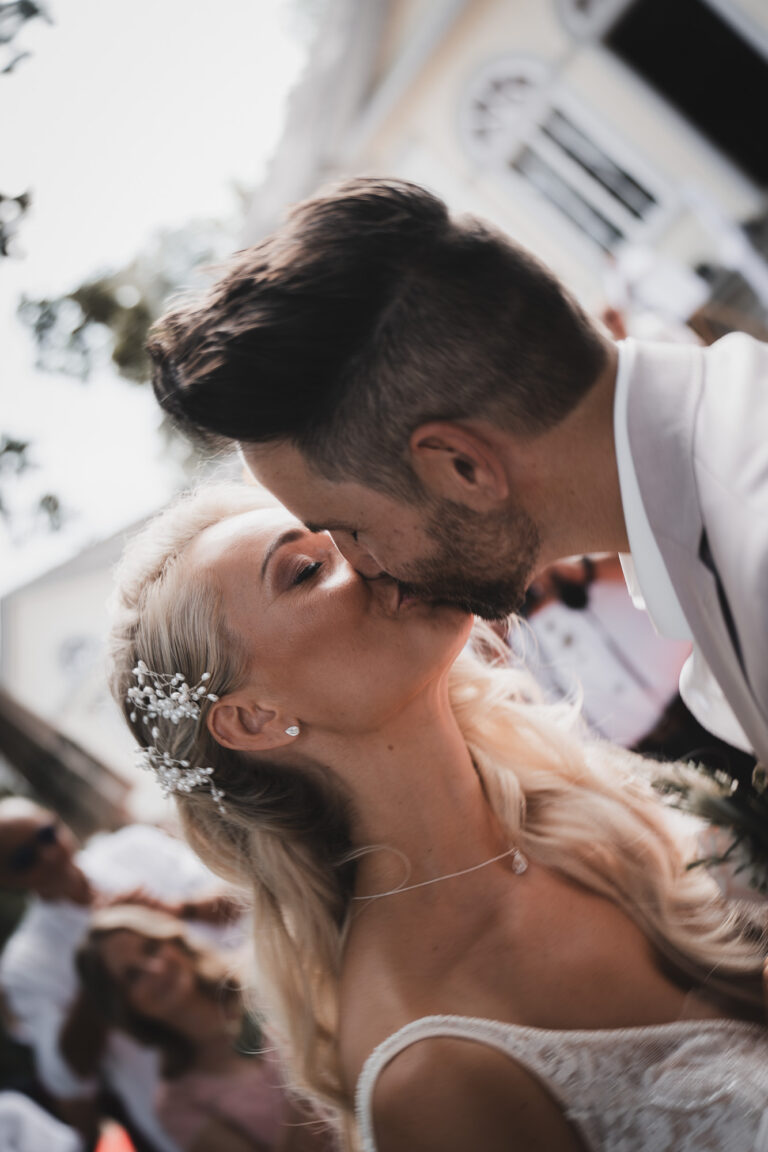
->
xmin=396 ymin=498 xmax=541 ymax=621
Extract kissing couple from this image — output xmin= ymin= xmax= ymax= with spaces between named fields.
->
xmin=109 ymin=178 xmax=768 ymax=1150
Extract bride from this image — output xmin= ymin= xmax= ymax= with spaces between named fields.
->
xmin=109 ymin=483 xmax=768 ymax=1151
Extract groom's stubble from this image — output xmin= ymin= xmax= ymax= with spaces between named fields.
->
xmin=396 ymin=495 xmax=541 ymax=621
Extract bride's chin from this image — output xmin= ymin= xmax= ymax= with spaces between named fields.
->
xmin=399 ymin=601 xmax=473 ymax=666
xmin=436 ymin=607 xmax=475 ymax=651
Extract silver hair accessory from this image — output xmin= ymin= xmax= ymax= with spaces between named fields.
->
xmin=284 ymin=725 xmax=300 ymax=737
xmin=127 ymin=660 xmax=226 ymax=813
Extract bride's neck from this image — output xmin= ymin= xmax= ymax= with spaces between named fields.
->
xmin=315 ymin=685 xmax=508 ymax=897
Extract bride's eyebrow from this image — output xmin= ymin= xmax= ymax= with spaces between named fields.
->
xmin=260 ymin=529 xmax=307 ymax=580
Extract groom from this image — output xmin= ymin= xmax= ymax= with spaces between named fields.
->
xmin=147 ymin=177 xmax=768 ymax=769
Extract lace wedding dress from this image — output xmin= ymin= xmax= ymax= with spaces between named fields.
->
xmin=356 ymin=1014 xmax=768 ymax=1151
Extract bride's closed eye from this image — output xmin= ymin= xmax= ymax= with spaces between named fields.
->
xmin=292 ymin=560 xmax=323 ymax=587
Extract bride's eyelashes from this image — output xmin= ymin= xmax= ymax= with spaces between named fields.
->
xmin=291 ymin=560 xmax=323 ymax=587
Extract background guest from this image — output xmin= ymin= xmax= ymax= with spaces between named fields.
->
xmin=67 ymin=905 xmax=332 ymax=1152
xmin=0 ymin=797 xmax=242 ymax=1151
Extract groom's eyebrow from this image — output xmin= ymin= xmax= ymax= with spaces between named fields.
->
xmin=304 ymin=520 xmax=354 ymax=535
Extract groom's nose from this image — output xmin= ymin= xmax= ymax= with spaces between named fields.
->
xmin=329 ymin=531 xmax=385 ymax=579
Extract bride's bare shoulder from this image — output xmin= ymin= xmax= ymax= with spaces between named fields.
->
xmin=370 ymin=1035 xmax=586 ymax=1152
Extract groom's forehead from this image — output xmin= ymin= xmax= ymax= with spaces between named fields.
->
xmin=240 ymin=441 xmax=380 ymax=522
xmin=241 ymin=440 xmax=323 ymax=495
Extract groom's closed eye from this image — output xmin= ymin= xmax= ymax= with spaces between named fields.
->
xmin=305 ymin=522 xmax=359 ymax=541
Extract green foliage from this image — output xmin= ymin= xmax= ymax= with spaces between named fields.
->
xmin=37 ymin=491 xmax=62 ymax=530
xmin=656 ymin=761 xmax=768 ymax=895
xmin=1 ymin=4 xmax=49 ymax=254
xmin=0 ymin=435 xmax=31 ymax=474
xmin=17 ymin=275 xmax=155 ymax=382
xmin=0 ymin=435 xmax=63 ymax=532
xmin=17 ymin=219 xmax=231 ymax=386
xmin=0 ymin=191 xmax=30 ymax=256
xmin=17 ymin=294 xmax=92 ymax=379
xmin=107 ymin=299 xmax=153 ymax=382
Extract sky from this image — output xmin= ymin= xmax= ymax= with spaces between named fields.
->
xmin=0 ymin=0 xmax=310 ymax=594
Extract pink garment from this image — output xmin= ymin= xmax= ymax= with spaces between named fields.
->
xmin=157 ymin=1049 xmax=287 ymax=1150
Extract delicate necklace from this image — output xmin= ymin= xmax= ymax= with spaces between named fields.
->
xmin=352 ymin=845 xmax=528 ymax=901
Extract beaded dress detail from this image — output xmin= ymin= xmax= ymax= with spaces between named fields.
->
xmin=355 ymin=1014 xmax=768 ymax=1151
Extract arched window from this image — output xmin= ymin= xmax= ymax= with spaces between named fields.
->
xmin=460 ymin=54 xmax=663 ymax=254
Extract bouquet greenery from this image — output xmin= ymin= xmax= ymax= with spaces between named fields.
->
xmin=656 ymin=761 xmax=768 ymax=897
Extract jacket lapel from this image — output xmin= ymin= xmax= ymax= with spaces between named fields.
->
xmin=626 ymin=341 xmax=768 ymax=762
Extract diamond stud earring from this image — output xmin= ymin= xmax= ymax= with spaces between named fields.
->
xmin=284 ymin=725 xmax=300 ymax=737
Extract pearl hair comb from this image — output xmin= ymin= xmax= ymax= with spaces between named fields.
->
xmin=127 ymin=661 xmax=226 ymax=812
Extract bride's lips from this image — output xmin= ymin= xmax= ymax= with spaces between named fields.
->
xmin=396 ymin=583 xmax=422 ymax=610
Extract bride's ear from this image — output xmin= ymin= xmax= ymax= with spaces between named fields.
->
xmin=207 ymin=694 xmax=295 ymax=752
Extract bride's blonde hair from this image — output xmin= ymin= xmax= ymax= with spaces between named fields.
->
xmin=109 ymin=484 xmax=764 ymax=1141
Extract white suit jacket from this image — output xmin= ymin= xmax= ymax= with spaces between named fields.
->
xmin=626 ymin=333 xmax=768 ymax=767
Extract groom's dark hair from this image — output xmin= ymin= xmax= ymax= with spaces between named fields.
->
xmin=149 ymin=178 xmax=608 ymax=498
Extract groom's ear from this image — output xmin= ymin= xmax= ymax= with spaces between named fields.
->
xmin=207 ymin=694 xmax=294 ymax=753
xmin=409 ymin=421 xmax=508 ymax=510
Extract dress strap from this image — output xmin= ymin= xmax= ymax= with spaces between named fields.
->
xmin=355 ymin=1013 xmax=768 ymax=1152
xmin=354 ymin=1014 xmax=534 ymax=1152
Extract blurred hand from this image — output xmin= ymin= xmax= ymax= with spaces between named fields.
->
xmin=179 ymin=892 xmax=242 ymax=924
xmin=95 ymin=886 xmax=242 ymax=923
xmin=94 ymin=886 xmax=171 ymax=913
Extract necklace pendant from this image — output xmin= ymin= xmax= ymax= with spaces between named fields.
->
xmin=352 ymin=843 xmax=528 ymax=901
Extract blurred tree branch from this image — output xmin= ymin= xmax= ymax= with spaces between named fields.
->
xmin=0 ymin=2 xmax=48 ymax=257
xmin=17 ymin=219 xmax=231 ymax=383
xmin=1 ymin=0 xmax=238 ymax=551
